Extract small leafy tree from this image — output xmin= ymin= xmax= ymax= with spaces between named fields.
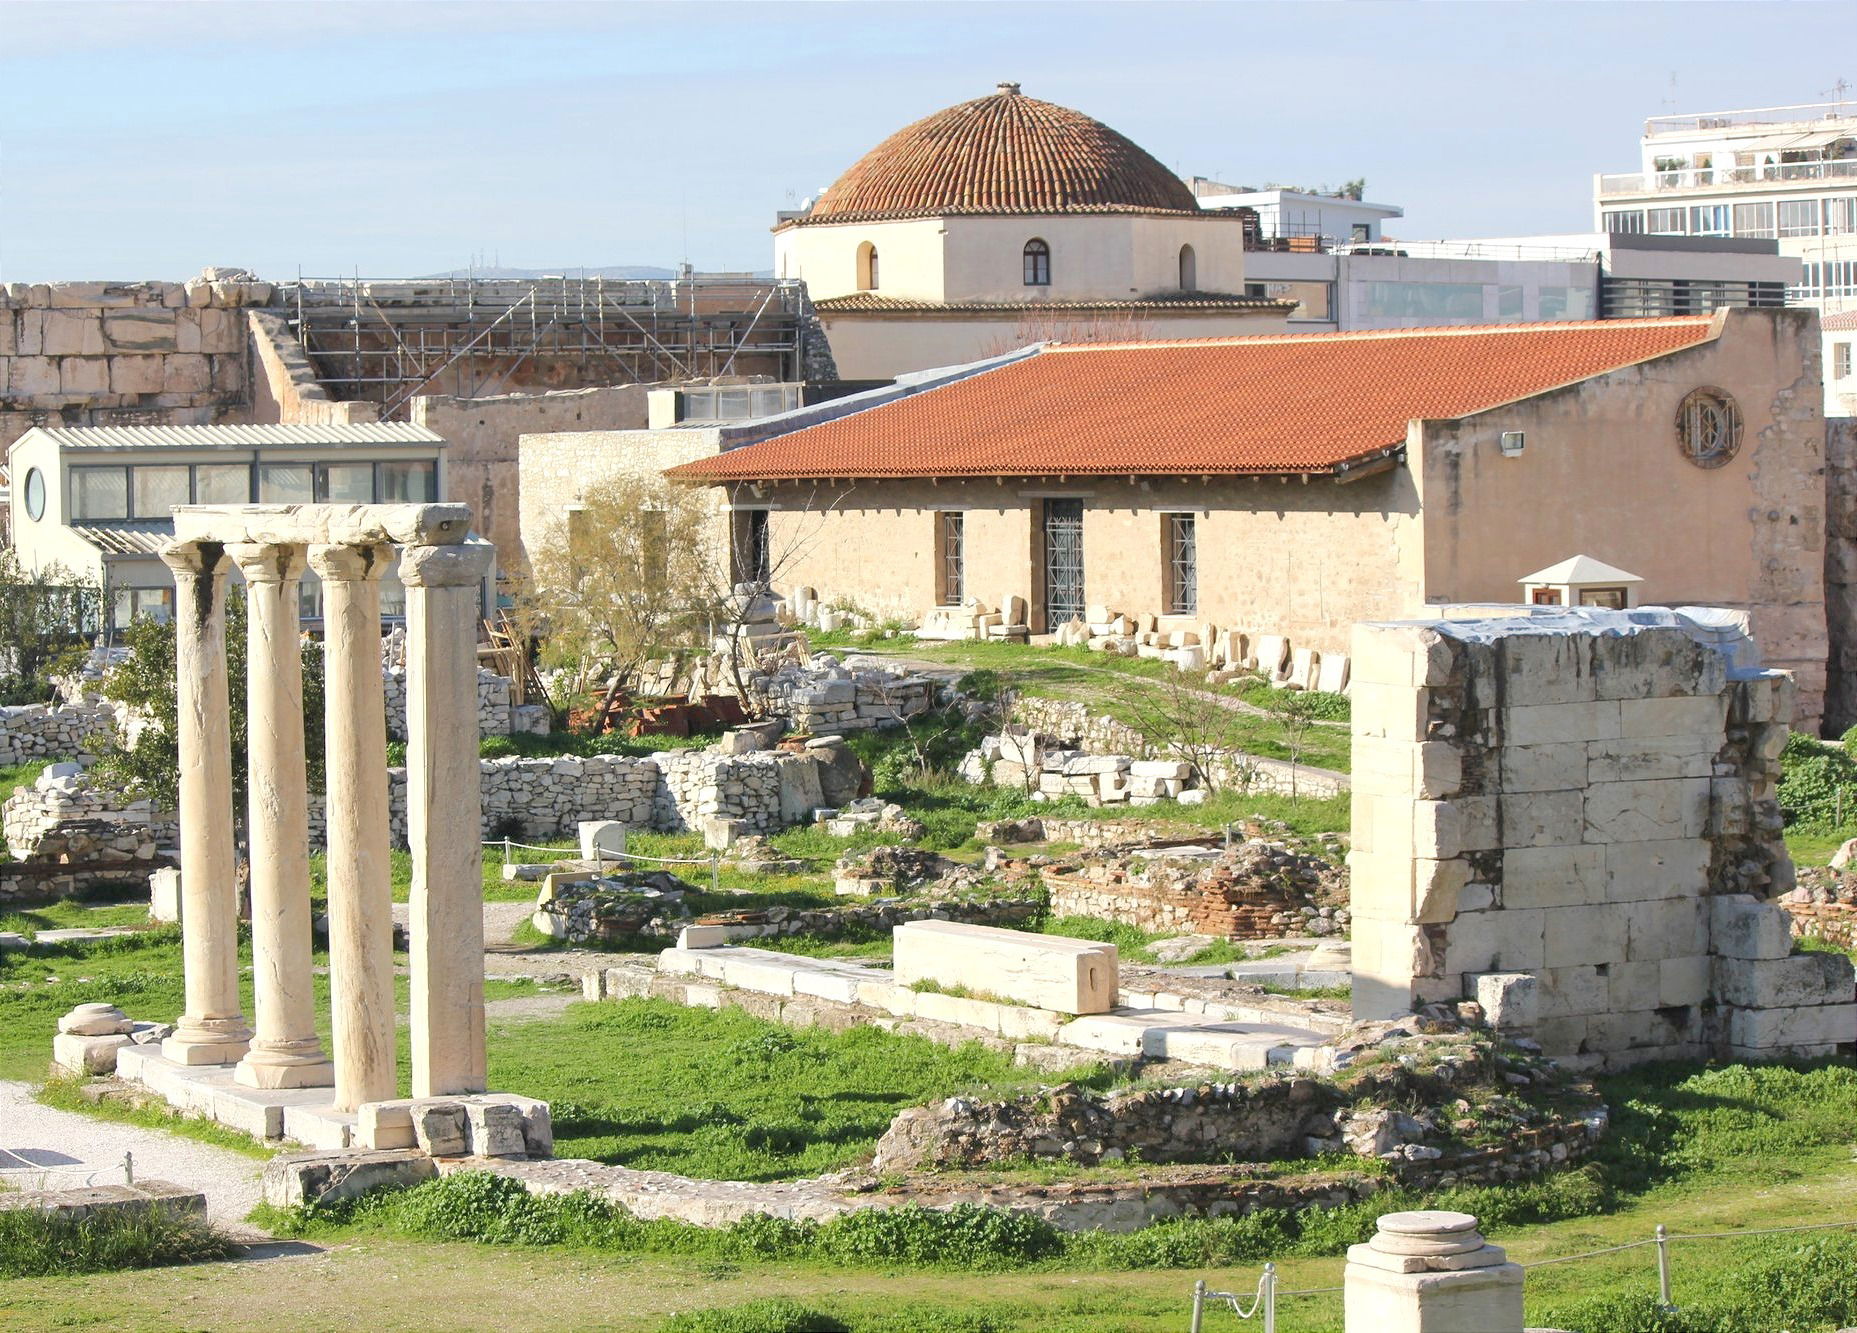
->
xmin=90 ymin=590 xmax=326 ymax=816
xmin=517 ymin=474 xmax=725 ymax=724
xmin=0 ymin=550 xmax=95 ymax=705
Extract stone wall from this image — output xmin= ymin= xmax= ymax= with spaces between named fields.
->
xmin=3 ymin=765 xmax=172 ymax=861
xmin=1824 ymin=417 xmax=1857 ymax=736
xmin=1042 ymin=842 xmax=1348 ymax=940
xmin=0 ymin=702 xmax=115 ymax=765
xmin=381 ymin=665 xmax=534 ymax=740
xmin=1350 ymin=608 xmax=1857 ymax=1069
xmin=1 ymin=275 xmax=267 ymax=455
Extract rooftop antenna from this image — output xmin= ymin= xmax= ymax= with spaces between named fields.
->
xmin=1821 ymin=78 xmax=1851 ymax=116
xmin=1659 ymin=70 xmax=1679 ymax=113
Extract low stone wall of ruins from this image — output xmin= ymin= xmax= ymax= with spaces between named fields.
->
xmin=381 ymin=665 xmax=539 ymax=740
xmin=1042 ymin=842 xmax=1348 ymax=940
xmin=1350 ymin=609 xmax=1857 ymax=1069
xmin=1 ymin=275 xmax=268 ymax=456
xmin=3 ymin=766 xmax=172 ymax=862
xmin=980 ymin=698 xmax=1344 ymax=805
xmin=0 ymin=702 xmax=115 ymax=765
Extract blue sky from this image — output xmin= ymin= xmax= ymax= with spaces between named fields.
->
xmin=1 ymin=0 xmax=1852 ymax=283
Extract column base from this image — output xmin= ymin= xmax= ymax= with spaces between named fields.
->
xmin=235 ymin=1054 xmax=336 ymax=1090
xmin=162 ymin=1034 xmax=251 ymax=1066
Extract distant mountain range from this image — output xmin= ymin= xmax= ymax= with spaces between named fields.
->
xmin=414 ymin=265 xmax=774 ymax=281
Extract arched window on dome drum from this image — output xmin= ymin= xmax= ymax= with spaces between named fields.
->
xmin=1178 ymin=244 xmax=1197 ymax=292
xmin=857 ymin=241 xmax=879 ymax=291
xmin=1023 ymin=238 xmax=1050 ymax=286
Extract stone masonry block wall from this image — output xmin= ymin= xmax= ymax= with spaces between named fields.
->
xmin=0 ymin=702 xmax=115 ymax=765
xmin=1349 ymin=609 xmax=1856 ymax=1070
xmin=1 ymin=277 xmax=269 ymax=457
xmin=1824 ymin=417 xmax=1857 ymax=736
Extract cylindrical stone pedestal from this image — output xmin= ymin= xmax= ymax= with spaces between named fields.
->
xmin=1343 ymin=1210 xmax=1525 ymax=1333
xmin=311 ymin=543 xmax=398 ymax=1112
xmin=159 ymin=541 xmax=252 ymax=1066
xmin=232 ymin=543 xmax=333 ymax=1090
xmin=401 ymin=541 xmax=493 ymax=1098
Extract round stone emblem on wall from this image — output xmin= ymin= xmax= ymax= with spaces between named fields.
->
xmin=1675 ymin=387 xmax=1741 ymax=469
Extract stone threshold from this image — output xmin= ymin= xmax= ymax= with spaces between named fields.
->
xmin=632 ymin=945 xmax=1335 ymax=1071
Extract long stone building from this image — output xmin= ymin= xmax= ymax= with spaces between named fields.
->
xmin=666 ymin=307 xmax=1832 ymax=732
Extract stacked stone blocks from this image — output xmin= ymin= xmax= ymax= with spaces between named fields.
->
xmin=1350 ymin=610 xmax=1855 ymax=1068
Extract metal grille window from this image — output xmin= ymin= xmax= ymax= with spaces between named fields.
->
xmin=1165 ymin=514 xmax=1198 ymax=615
xmin=1042 ymin=499 xmax=1084 ymax=626
xmin=1676 ymin=387 xmax=1742 ymax=468
xmin=937 ymin=512 xmax=964 ymax=605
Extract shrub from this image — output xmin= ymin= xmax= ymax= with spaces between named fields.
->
xmin=0 ymin=1204 xmax=237 ymax=1278
xmin=1778 ymin=731 xmax=1857 ymax=828
xmin=816 ymin=1204 xmax=1062 ymax=1269
xmin=661 ymin=1300 xmax=848 ymax=1333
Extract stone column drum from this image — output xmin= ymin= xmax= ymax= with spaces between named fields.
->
xmin=401 ymin=541 xmax=494 ymax=1097
xmin=311 ymin=542 xmax=398 ymax=1111
xmin=1343 ymin=1210 xmax=1524 ymax=1333
xmin=158 ymin=541 xmax=252 ymax=1066
xmin=231 ymin=542 xmax=334 ymax=1090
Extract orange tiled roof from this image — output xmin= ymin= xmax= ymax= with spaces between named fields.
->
xmin=668 ymin=317 xmax=1720 ymax=482
xmin=791 ymin=84 xmax=1202 ymax=227
xmin=1822 ymin=311 xmax=1857 ymax=332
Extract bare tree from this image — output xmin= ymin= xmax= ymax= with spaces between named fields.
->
xmin=1106 ymin=671 xmax=1255 ymax=797
xmin=1262 ymin=687 xmax=1322 ymax=798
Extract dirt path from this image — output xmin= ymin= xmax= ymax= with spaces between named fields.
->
xmin=0 ymin=1079 xmax=267 ymax=1234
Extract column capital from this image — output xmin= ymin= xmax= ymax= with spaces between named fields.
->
xmin=400 ymin=540 xmax=493 ymax=589
xmin=228 ymin=541 xmax=308 ymax=584
xmin=159 ymin=539 xmax=230 ymax=579
xmin=309 ymin=542 xmax=392 ymax=583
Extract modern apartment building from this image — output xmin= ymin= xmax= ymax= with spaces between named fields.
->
xmin=1595 ymin=100 xmax=1857 ymax=413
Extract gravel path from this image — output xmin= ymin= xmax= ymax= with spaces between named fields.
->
xmin=0 ymin=1079 xmax=267 ymax=1234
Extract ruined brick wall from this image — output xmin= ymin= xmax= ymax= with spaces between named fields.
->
xmin=1350 ymin=609 xmax=1855 ymax=1070
xmin=1 ymin=276 xmax=267 ymax=454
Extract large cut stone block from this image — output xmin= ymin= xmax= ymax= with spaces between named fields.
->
xmin=1499 ymin=633 xmax=1597 ymax=706
xmin=1586 ymin=736 xmax=1714 ymax=783
xmin=1498 ymin=791 xmax=1583 ymax=848
xmin=1499 ymin=742 xmax=1588 ymax=793
xmin=1605 ymin=839 xmax=1711 ymax=904
xmin=893 ymin=920 xmax=1116 ymax=1015
xmin=1709 ymin=894 xmax=1793 ymax=961
xmin=1616 ymin=695 xmax=1728 ymax=739
xmin=1502 ymin=844 xmax=1604 ymax=910
xmin=1581 ymin=778 xmax=1709 ymax=844
xmin=1624 ymin=896 xmax=1708 ymax=962
xmin=1726 ymin=1002 xmax=1857 ymax=1050
xmin=1474 ymin=972 xmax=1538 ymax=1033
xmin=1502 ymin=701 xmax=1621 ymax=746
xmin=261 ymin=1149 xmax=436 ymax=1209
xmin=1715 ymin=952 xmax=1856 ymax=1009
xmin=1544 ymin=902 xmax=1630 ymax=968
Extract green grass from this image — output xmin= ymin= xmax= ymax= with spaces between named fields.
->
xmin=0 ymin=1200 xmax=236 ymax=1278
xmin=484 ymin=997 xmax=1105 ymax=1180
xmin=0 ymin=758 xmax=48 ymax=804
xmin=1036 ymin=914 xmax=1256 ymax=968
xmin=0 ymin=898 xmax=154 ymax=937
xmin=38 ymin=1075 xmax=276 ymax=1160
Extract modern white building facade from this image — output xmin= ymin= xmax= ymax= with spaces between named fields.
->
xmin=1594 ymin=100 xmax=1857 ymax=412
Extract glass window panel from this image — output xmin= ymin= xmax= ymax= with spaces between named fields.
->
xmin=1603 ymin=210 xmax=1645 ymax=234
xmin=1688 ymin=204 xmax=1730 ymax=236
xmin=130 ymin=465 xmax=191 ymax=518
xmin=716 ymin=389 xmax=750 ymax=419
xmin=259 ymin=463 xmax=314 ymax=503
xmin=194 ymin=463 xmax=251 ymax=505
xmin=132 ymin=587 xmax=174 ymax=623
xmin=70 ymin=467 xmax=128 ymax=520
xmin=1828 ymin=197 xmax=1857 ymax=236
xmin=1497 ymin=285 xmax=1524 ymax=321
xmin=1778 ymin=199 xmax=1822 ymax=237
xmin=320 ymin=462 xmax=374 ymax=503
xmin=1732 ymin=201 xmax=1774 ymax=237
xmin=1364 ymin=282 xmax=1484 ymax=320
xmin=379 ymin=462 xmax=436 ymax=503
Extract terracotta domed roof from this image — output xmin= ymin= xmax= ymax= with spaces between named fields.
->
xmin=798 ymin=83 xmax=1202 ymax=224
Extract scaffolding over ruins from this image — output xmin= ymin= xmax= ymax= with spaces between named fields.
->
xmin=281 ymin=272 xmax=814 ymax=417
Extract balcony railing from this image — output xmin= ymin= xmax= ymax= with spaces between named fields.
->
xmin=1336 ymin=239 xmax=1599 ymax=263
xmin=1599 ymin=159 xmax=1857 ymax=195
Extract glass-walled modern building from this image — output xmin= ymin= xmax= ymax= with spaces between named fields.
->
xmin=6 ymin=422 xmax=461 ymax=631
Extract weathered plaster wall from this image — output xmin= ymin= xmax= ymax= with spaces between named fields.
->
xmin=1349 ymin=610 xmax=1855 ymax=1070
xmin=1417 ymin=307 xmax=1828 ymax=732
xmin=410 ymin=385 xmax=653 ymax=570
xmin=1823 ymin=417 xmax=1857 ymax=735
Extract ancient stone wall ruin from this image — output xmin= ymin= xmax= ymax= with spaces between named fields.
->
xmin=1350 ymin=609 xmax=1856 ymax=1069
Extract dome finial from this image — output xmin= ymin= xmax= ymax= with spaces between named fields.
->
xmin=996 ymin=81 xmax=1022 ymax=96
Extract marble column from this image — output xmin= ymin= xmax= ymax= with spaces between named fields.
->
xmin=309 ymin=542 xmax=397 ymax=1112
xmin=400 ymin=541 xmax=493 ymax=1097
xmin=230 ymin=543 xmax=333 ymax=1090
xmin=159 ymin=541 xmax=252 ymax=1066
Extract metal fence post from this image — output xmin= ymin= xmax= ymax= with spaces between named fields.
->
xmin=1262 ymin=1262 xmax=1276 ymax=1332
xmin=1189 ymin=1279 xmax=1206 ymax=1333
xmin=1655 ymin=1223 xmax=1673 ymax=1309
xmin=710 ymin=850 xmax=721 ymax=896
xmin=503 ymin=835 xmax=512 ymax=869
xmin=123 ymin=1151 xmax=134 ymax=1187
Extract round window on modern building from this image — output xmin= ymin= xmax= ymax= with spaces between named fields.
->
xmin=23 ymin=467 xmax=45 ymax=521
xmin=1675 ymin=387 xmax=1741 ymax=469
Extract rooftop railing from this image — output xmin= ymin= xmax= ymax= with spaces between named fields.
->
xmin=1645 ymin=102 xmax=1857 ymax=134
xmin=1599 ymin=159 xmax=1857 ymax=195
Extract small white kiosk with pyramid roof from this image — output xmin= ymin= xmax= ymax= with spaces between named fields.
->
xmin=1517 ymin=554 xmax=1643 ymax=610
